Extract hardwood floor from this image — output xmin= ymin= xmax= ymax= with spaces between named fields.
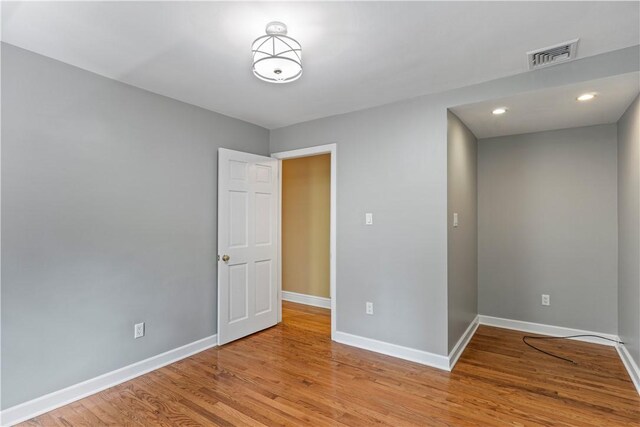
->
xmin=20 ymin=302 xmax=640 ymax=426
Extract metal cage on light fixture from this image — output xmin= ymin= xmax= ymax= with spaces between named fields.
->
xmin=251 ymin=21 xmax=302 ymax=83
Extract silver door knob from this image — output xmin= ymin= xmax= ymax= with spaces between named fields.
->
xmin=222 ymin=255 xmax=230 ymax=262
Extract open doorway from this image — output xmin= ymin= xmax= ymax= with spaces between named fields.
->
xmin=272 ymin=144 xmax=337 ymax=339
xmin=282 ymin=154 xmax=331 ymax=306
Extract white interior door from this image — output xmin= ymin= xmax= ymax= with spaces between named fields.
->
xmin=217 ymin=148 xmax=279 ymax=345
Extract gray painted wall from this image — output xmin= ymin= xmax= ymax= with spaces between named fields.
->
xmin=1 ymin=44 xmax=269 ymax=409
xmin=618 ymin=94 xmax=640 ymax=366
xmin=447 ymin=111 xmax=478 ymax=352
xmin=478 ymin=125 xmax=619 ymax=333
xmin=270 ymin=46 xmax=638 ymax=357
xmin=273 ymin=97 xmax=451 ymax=354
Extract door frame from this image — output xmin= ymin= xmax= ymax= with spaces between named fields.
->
xmin=271 ymin=143 xmax=337 ymax=340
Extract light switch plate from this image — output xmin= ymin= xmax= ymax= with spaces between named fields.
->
xmin=365 ymin=213 xmax=373 ymax=225
xmin=453 ymin=213 xmax=459 ymax=227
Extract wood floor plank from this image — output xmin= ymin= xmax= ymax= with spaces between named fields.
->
xmin=18 ymin=302 xmax=640 ymax=426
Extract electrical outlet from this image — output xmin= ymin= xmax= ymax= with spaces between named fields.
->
xmin=366 ymin=302 xmax=374 ymax=315
xmin=453 ymin=213 xmax=459 ymax=227
xmin=541 ymin=294 xmax=550 ymax=306
xmin=134 ymin=322 xmax=145 ymax=339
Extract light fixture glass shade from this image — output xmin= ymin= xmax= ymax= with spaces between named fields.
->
xmin=252 ymin=22 xmax=302 ymax=83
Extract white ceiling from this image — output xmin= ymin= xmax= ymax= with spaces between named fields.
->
xmin=2 ymin=1 xmax=639 ymax=129
xmin=450 ymin=72 xmax=640 ymax=139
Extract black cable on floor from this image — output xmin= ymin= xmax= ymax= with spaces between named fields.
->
xmin=522 ymin=334 xmax=624 ymax=365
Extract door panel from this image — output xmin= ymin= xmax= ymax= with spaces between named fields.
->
xmin=229 ymin=191 xmax=248 ymax=248
xmin=228 ymin=264 xmax=249 ymax=323
xmin=254 ymin=260 xmax=272 ymax=314
xmin=218 ymin=148 xmax=279 ymax=345
xmin=255 ymin=193 xmax=272 ymax=245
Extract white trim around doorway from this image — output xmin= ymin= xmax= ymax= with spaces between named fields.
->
xmin=271 ymin=143 xmax=337 ymax=340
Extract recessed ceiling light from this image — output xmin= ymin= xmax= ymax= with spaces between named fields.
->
xmin=492 ymin=108 xmax=507 ymax=115
xmin=577 ymin=93 xmax=596 ymax=101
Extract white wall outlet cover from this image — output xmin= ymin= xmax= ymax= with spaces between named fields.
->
xmin=453 ymin=212 xmax=459 ymax=227
xmin=541 ymin=294 xmax=550 ymax=306
xmin=365 ymin=213 xmax=373 ymax=225
xmin=134 ymin=322 xmax=145 ymax=339
xmin=365 ymin=302 xmax=374 ymax=315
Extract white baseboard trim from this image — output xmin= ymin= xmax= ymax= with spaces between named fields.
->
xmin=448 ymin=316 xmax=479 ymax=370
xmin=478 ymin=315 xmax=620 ymax=346
xmin=282 ymin=290 xmax=331 ymax=309
xmin=0 ymin=335 xmax=218 ymax=426
xmin=616 ymin=344 xmax=640 ymax=395
xmin=334 ymin=331 xmax=450 ymax=371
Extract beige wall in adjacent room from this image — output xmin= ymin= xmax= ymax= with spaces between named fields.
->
xmin=282 ymin=154 xmax=331 ymax=298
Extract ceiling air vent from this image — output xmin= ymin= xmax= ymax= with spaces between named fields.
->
xmin=527 ymin=38 xmax=579 ymax=70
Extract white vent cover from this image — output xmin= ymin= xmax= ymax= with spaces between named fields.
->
xmin=527 ymin=38 xmax=579 ymax=70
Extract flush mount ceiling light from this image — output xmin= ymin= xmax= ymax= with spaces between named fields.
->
xmin=492 ymin=107 xmax=507 ymax=115
xmin=252 ymin=21 xmax=302 ymax=83
xmin=577 ymin=93 xmax=596 ymax=101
